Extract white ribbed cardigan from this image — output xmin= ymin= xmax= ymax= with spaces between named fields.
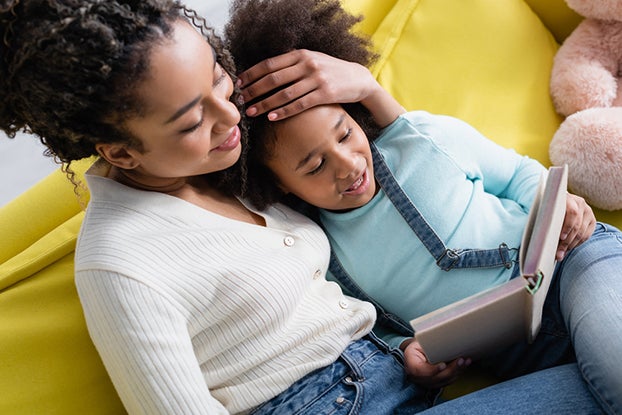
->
xmin=74 ymin=165 xmax=375 ymax=415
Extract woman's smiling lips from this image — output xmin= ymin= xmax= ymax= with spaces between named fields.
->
xmin=212 ymin=125 xmax=241 ymax=152
xmin=343 ymin=168 xmax=370 ymax=196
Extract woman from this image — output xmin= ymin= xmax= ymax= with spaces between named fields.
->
xmin=0 ymin=0 xmax=603 ymax=413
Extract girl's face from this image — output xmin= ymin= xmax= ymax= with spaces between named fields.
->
xmin=116 ymin=20 xmax=241 ymax=184
xmin=266 ymin=104 xmax=376 ymax=211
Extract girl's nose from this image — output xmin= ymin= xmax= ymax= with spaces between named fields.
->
xmin=335 ymin=151 xmax=358 ymax=179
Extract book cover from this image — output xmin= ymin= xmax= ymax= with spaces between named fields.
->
xmin=410 ymin=165 xmax=568 ymax=364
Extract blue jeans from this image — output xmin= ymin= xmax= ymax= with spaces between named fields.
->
xmin=480 ymin=222 xmax=622 ymax=415
xmin=251 ymin=333 xmax=601 ymax=415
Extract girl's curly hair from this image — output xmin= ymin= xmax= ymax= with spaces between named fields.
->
xmin=0 ymin=0 xmax=247 ymax=195
xmin=225 ymin=0 xmax=381 ymax=210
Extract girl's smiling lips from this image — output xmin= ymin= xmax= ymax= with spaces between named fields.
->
xmin=343 ymin=168 xmax=370 ymax=196
xmin=212 ymin=125 xmax=241 ymax=152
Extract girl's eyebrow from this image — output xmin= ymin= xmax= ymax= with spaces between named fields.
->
xmin=295 ymin=149 xmax=318 ymax=171
xmin=295 ymin=113 xmax=346 ymax=171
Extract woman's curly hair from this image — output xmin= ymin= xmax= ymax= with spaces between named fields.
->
xmin=225 ymin=0 xmax=381 ymax=210
xmin=0 ymin=0 xmax=247 ymax=195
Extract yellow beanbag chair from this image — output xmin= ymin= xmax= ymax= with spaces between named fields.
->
xmin=0 ymin=158 xmax=125 ymax=415
xmin=1 ymin=0 xmax=619 ymax=413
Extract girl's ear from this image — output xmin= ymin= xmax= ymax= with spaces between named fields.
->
xmin=277 ymin=181 xmax=290 ymax=194
xmin=95 ymin=143 xmax=140 ymax=170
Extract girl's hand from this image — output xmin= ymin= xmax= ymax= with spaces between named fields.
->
xmin=557 ymin=192 xmax=596 ymax=260
xmin=401 ymin=338 xmax=471 ymax=389
xmin=237 ymin=49 xmax=380 ymax=121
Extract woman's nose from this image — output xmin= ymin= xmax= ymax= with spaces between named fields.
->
xmin=213 ymin=97 xmax=241 ymax=128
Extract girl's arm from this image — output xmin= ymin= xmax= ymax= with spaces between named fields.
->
xmin=238 ymin=49 xmax=405 ymax=126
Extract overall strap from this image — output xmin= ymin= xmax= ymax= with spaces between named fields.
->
xmin=371 ymin=142 xmax=514 ymax=271
xmin=329 ymin=250 xmax=414 ymax=337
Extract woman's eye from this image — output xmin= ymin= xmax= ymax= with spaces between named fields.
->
xmin=180 ymin=118 xmax=203 ymax=134
xmin=308 ymin=159 xmax=326 ymax=176
xmin=339 ymin=128 xmax=352 ymax=143
xmin=214 ymin=64 xmax=227 ymax=87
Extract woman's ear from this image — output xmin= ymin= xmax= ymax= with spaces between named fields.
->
xmin=95 ymin=143 xmax=140 ymax=170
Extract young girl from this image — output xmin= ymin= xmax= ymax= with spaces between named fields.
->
xmin=0 ymin=0 xmax=605 ymax=413
xmin=228 ymin=0 xmax=622 ymax=413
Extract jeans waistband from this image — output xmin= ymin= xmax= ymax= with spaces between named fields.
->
xmin=340 ymin=333 xmax=405 ymax=379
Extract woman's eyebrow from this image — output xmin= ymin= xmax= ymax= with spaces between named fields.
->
xmin=211 ymin=46 xmax=218 ymax=69
xmin=164 ymin=95 xmax=202 ymax=124
xmin=164 ymin=45 xmax=217 ymax=125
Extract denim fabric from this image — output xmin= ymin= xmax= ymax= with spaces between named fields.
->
xmin=249 ymin=333 xmax=428 ymax=415
xmin=251 ymin=334 xmax=602 ymax=415
xmin=426 ymin=363 xmax=602 ymax=415
xmin=479 ymin=223 xmax=622 ymax=415
xmin=559 ymin=223 xmax=622 ymax=415
xmin=370 ymin=142 xmax=516 ymax=271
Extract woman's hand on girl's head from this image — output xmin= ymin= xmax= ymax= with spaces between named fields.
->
xmin=400 ymin=338 xmax=471 ymax=389
xmin=556 ymin=192 xmax=596 ymax=260
xmin=237 ymin=49 xmax=378 ymax=121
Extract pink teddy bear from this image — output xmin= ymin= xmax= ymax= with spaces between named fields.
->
xmin=549 ymin=0 xmax=622 ymax=211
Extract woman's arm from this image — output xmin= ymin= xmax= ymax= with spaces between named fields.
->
xmin=237 ymin=49 xmax=405 ymax=126
xmin=76 ymin=270 xmax=228 ymax=415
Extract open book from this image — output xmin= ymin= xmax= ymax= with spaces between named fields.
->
xmin=409 ymin=165 xmax=568 ymax=364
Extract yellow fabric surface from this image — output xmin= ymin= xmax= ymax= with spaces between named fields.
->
xmin=1 ymin=1 xmax=619 ymax=413
xmin=0 ymin=158 xmax=125 ymax=414
xmin=349 ymin=0 xmax=561 ymax=166
xmin=524 ymin=0 xmax=583 ymax=43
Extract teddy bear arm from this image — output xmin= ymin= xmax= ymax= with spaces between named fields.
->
xmin=550 ymin=21 xmax=619 ymax=115
xmin=551 ymin=60 xmax=618 ymax=114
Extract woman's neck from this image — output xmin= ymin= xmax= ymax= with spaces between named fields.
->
xmin=107 ymin=166 xmax=265 ymax=226
xmin=108 ymin=166 xmax=188 ymax=194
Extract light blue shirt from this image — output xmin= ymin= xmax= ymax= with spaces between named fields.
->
xmin=320 ymin=111 xmax=545 ymax=347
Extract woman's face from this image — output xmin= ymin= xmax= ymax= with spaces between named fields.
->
xmin=266 ymin=104 xmax=376 ymax=211
xmin=119 ymin=20 xmax=242 ymax=183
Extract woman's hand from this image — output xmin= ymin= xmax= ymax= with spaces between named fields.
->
xmin=557 ymin=192 xmax=596 ymax=260
xmin=237 ymin=49 xmax=383 ymax=121
xmin=401 ymin=338 xmax=471 ymax=389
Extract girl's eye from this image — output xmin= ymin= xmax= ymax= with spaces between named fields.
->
xmin=308 ymin=159 xmax=326 ymax=176
xmin=339 ymin=128 xmax=352 ymax=143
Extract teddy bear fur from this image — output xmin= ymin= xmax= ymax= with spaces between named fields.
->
xmin=549 ymin=0 xmax=622 ymax=211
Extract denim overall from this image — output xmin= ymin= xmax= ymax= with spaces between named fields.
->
xmin=328 ymin=142 xmax=518 ymax=337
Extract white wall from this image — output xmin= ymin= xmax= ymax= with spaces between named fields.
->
xmin=0 ymin=0 xmax=232 ymax=206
